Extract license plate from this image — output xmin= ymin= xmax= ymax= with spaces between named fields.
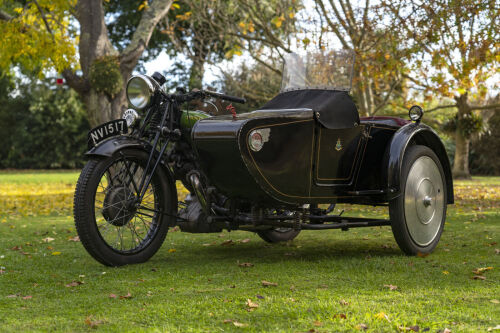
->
xmin=88 ymin=119 xmax=128 ymax=148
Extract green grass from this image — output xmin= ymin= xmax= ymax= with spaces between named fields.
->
xmin=0 ymin=172 xmax=499 ymax=332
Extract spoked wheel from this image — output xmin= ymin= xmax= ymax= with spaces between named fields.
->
xmin=257 ymin=210 xmax=300 ymax=243
xmin=74 ymin=149 xmax=177 ymax=266
xmin=389 ymin=145 xmax=447 ymax=255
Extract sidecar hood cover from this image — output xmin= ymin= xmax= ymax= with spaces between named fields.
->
xmin=259 ymin=89 xmax=359 ymax=129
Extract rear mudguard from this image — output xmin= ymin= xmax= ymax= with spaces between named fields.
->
xmin=384 ymin=123 xmax=454 ymax=204
xmin=85 ymin=135 xmax=179 ymax=225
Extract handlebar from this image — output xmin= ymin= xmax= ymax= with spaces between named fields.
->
xmin=203 ymin=90 xmax=246 ymax=104
xmin=174 ymin=89 xmax=246 ymax=104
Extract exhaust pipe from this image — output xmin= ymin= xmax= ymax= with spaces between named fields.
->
xmin=188 ymin=171 xmax=209 ymax=213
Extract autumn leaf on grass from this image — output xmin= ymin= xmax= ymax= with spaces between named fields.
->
xmin=68 ymin=236 xmax=80 ymax=242
xmin=233 ymin=321 xmax=248 ymax=327
xmin=261 ymin=280 xmax=278 ymax=287
xmin=333 ymin=314 xmax=347 ymax=319
xmin=313 ymin=321 xmax=322 ymax=326
xmin=417 ymin=252 xmax=429 ymax=258
xmin=52 ymin=252 xmax=61 ymax=256
xmin=398 ymin=325 xmax=420 ymax=332
xmin=240 ymin=238 xmax=251 ymax=243
xmin=22 ymin=295 xmax=32 ymax=300
xmin=246 ymin=299 xmax=259 ymax=311
xmin=220 ymin=240 xmax=234 ymax=246
xmin=238 ymin=262 xmax=254 ymax=267
xmin=472 ymin=267 xmax=493 ymax=275
xmin=168 ymin=249 xmax=176 ymax=253
xmin=84 ymin=316 xmax=105 ymax=329
xmin=355 ymin=323 xmax=368 ymax=330
xmin=472 ymin=275 xmax=486 ymax=280
xmin=383 ymin=284 xmax=398 ymax=290
xmin=339 ymin=299 xmax=349 ymax=306
xmin=374 ymin=312 xmax=390 ymax=321
xmin=42 ymin=237 xmax=55 ymax=243
xmin=109 ymin=294 xmax=117 ymax=299
xmin=65 ymin=280 xmax=84 ymax=288
xmin=118 ymin=292 xmax=133 ymax=299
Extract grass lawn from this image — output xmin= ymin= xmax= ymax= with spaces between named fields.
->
xmin=0 ymin=172 xmax=498 ymax=332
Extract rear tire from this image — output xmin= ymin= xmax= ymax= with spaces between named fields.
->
xmin=257 ymin=228 xmax=300 ymax=243
xmin=74 ymin=149 xmax=177 ymax=266
xmin=389 ymin=145 xmax=447 ymax=255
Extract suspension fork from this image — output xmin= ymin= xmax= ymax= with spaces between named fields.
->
xmin=136 ymin=101 xmax=174 ymax=203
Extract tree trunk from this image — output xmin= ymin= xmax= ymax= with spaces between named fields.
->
xmin=452 ymin=94 xmax=472 ymax=179
xmin=188 ymin=59 xmax=205 ymax=90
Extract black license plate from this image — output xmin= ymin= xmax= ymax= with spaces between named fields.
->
xmin=88 ymin=119 xmax=128 ymax=148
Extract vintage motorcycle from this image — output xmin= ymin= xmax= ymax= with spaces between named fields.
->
xmin=74 ymin=49 xmax=454 ymax=266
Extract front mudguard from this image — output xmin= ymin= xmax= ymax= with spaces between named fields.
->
xmin=384 ymin=123 xmax=454 ymax=204
xmin=85 ymin=135 xmax=179 ymax=226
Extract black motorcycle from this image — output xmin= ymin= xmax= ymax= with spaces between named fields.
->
xmin=74 ymin=50 xmax=453 ymax=266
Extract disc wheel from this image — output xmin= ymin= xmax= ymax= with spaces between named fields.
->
xmin=389 ymin=145 xmax=447 ymax=255
xmin=74 ymin=149 xmax=177 ymax=266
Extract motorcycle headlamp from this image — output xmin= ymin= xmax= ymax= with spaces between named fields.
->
xmin=126 ymin=75 xmax=155 ymax=110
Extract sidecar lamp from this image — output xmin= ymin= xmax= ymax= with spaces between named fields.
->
xmin=122 ymin=109 xmax=140 ymax=127
xmin=249 ymin=130 xmax=264 ymax=152
xmin=409 ymin=105 xmax=424 ymax=122
xmin=126 ymin=75 xmax=155 ymax=110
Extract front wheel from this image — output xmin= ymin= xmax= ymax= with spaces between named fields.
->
xmin=73 ymin=149 xmax=177 ymax=266
xmin=389 ymin=145 xmax=447 ymax=255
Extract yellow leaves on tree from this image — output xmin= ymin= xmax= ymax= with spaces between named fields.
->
xmin=0 ymin=0 xmax=78 ymax=76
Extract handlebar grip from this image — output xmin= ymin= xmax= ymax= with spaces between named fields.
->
xmin=204 ymin=90 xmax=246 ymax=104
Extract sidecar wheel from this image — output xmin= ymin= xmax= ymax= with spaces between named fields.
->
xmin=257 ymin=228 xmax=300 ymax=243
xmin=74 ymin=149 xmax=176 ymax=266
xmin=389 ymin=145 xmax=447 ymax=255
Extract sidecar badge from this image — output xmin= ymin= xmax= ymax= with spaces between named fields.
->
xmin=249 ymin=128 xmax=270 ymax=152
xmin=335 ymin=138 xmax=343 ymax=151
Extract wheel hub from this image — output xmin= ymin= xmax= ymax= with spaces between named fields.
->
xmin=102 ymin=185 xmax=137 ymax=227
xmin=404 ymin=156 xmax=445 ymax=246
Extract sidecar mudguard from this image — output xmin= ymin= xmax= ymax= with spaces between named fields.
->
xmin=85 ymin=135 xmax=179 ymax=224
xmin=384 ymin=123 xmax=454 ymax=204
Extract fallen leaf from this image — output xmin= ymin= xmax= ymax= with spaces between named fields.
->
xmin=6 ymin=294 xmax=19 ymax=298
xmin=490 ymin=299 xmax=499 ymax=304
xmin=472 ymin=275 xmax=486 ymax=280
xmin=262 ymin=280 xmax=278 ymax=287
xmin=333 ymin=314 xmax=347 ymax=319
xmin=240 ymin=238 xmax=251 ymax=243
xmin=119 ymin=292 xmax=133 ymax=299
xmin=22 ymin=295 xmax=32 ymax=300
xmin=109 ymin=294 xmax=117 ymax=298
xmin=246 ymin=299 xmax=259 ymax=309
xmin=223 ymin=319 xmax=233 ymax=324
xmin=410 ymin=325 xmax=420 ymax=332
xmin=68 ymin=236 xmax=80 ymax=242
xmin=238 ymin=262 xmax=254 ymax=267
xmin=417 ymin=252 xmax=429 ymax=258
xmin=84 ymin=316 xmax=104 ymax=328
xmin=442 ymin=271 xmax=450 ymax=275
xmin=233 ymin=321 xmax=248 ymax=327
xmin=256 ymin=295 xmax=264 ymax=299
xmin=46 ymin=246 xmax=54 ymax=250
xmin=339 ymin=299 xmax=349 ymax=306
xmin=65 ymin=280 xmax=84 ymax=288
xmin=443 ymin=328 xmax=451 ymax=333
xmin=221 ymin=240 xmax=234 ymax=246
xmin=51 ymin=252 xmax=61 ymax=256
xmin=495 ymin=249 xmax=500 ymax=254
xmin=313 ymin=321 xmax=322 ymax=326
xmin=10 ymin=246 xmax=21 ymax=251
xmin=472 ymin=267 xmax=493 ymax=275
xmin=374 ymin=312 xmax=389 ymax=321
xmin=355 ymin=323 xmax=368 ymax=330
xmin=383 ymin=284 xmax=398 ymax=290
xmin=42 ymin=237 xmax=55 ymax=243
xmin=487 ymin=325 xmax=500 ymax=331
xmin=168 ymin=249 xmax=176 ymax=253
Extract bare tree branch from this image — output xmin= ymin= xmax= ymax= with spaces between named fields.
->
xmin=0 ymin=9 xmax=13 ymax=21
xmin=425 ymin=104 xmax=457 ymax=113
xmin=469 ymin=103 xmax=500 ymax=111
xmin=121 ymin=0 xmax=173 ymax=72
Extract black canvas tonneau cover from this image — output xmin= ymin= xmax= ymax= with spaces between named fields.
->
xmin=259 ymin=89 xmax=359 ymax=129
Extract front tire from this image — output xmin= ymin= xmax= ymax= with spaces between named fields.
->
xmin=389 ymin=145 xmax=447 ymax=255
xmin=74 ymin=149 xmax=177 ymax=266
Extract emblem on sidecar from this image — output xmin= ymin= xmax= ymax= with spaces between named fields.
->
xmin=335 ymin=138 xmax=343 ymax=151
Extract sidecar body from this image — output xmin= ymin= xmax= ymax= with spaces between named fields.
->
xmin=191 ymin=52 xmax=453 ymax=207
